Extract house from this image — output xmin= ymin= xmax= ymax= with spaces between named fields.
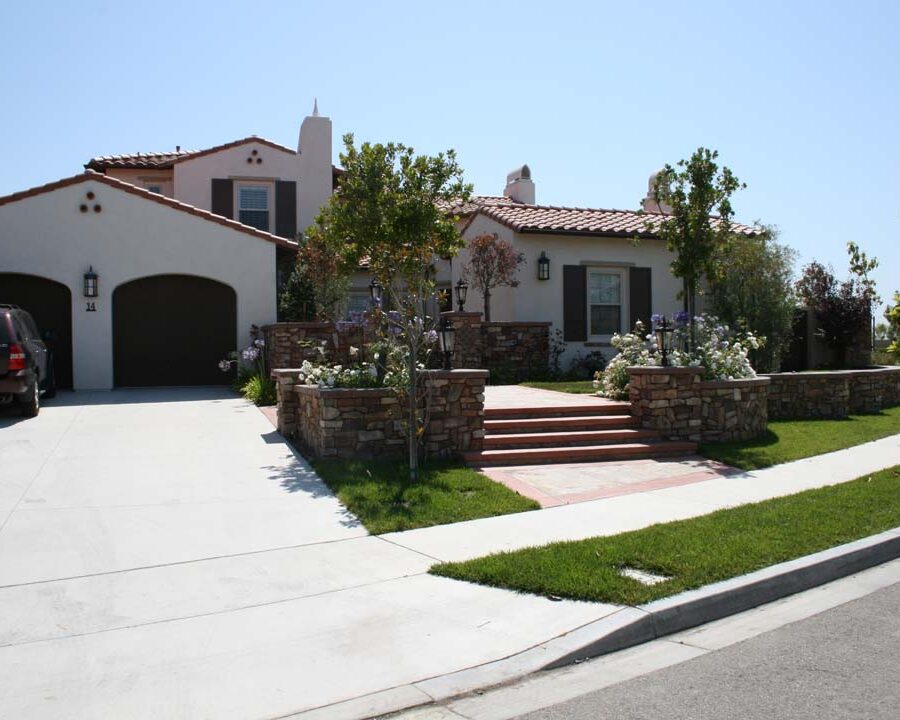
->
xmin=0 ymin=104 xmax=335 ymax=390
xmin=449 ymin=166 xmax=759 ymax=367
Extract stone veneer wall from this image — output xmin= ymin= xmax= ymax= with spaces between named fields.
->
xmin=262 ymin=322 xmax=367 ymax=371
xmin=272 ymin=369 xmax=487 ymax=460
xmin=443 ymin=312 xmax=550 ymax=381
xmin=763 ymin=366 xmax=900 ymax=419
xmin=628 ymin=366 xmax=770 ymax=443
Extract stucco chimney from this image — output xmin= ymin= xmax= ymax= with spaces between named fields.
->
xmin=504 ymin=164 xmax=535 ymax=205
xmin=297 ymin=100 xmax=333 ymax=236
xmin=641 ymin=168 xmax=671 ymax=214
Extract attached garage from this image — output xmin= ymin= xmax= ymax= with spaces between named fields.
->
xmin=0 ymin=273 xmax=73 ymax=389
xmin=113 ymin=275 xmax=236 ymax=387
xmin=0 ymin=172 xmax=294 ymax=390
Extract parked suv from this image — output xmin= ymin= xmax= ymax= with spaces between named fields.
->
xmin=0 ymin=305 xmax=55 ymax=417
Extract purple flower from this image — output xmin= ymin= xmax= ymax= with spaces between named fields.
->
xmin=423 ymin=329 xmax=439 ymax=345
xmin=674 ymin=311 xmax=691 ymax=326
xmin=651 ymin=313 xmax=663 ymax=326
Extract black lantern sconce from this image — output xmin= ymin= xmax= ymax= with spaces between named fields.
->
xmin=454 ymin=278 xmax=468 ymax=312
xmin=655 ymin=315 xmax=675 ymax=367
xmin=83 ymin=266 xmax=99 ymax=298
xmin=440 ymin=316 xmax=455 ymax=370
xmin=537 ymin=251 xmax=550 ymax=281
xmin=369 ymin=278 xmax=383 ymax=307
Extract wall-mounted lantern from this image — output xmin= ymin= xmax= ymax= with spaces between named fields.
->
xmin=655 ymin=315 xmax=675 ymax=367
xmin=454 ymin=278 xmax=468 ymax=312
xmin=440 ymin=316 xmax=455 ymax=370
xmin=537 ymin=251 xmax=550 ymax=281
xmin=369 ymin=278 xmax=383 ymax=306
xmin=83 ymin=266 xmax=99 ymax=298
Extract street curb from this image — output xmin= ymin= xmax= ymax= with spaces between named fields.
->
xmin=290 ymin=528 xmax=900 ymax=719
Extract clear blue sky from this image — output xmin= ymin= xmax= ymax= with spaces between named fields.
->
xmin=2 ymin=1 xmax=897 ymax=314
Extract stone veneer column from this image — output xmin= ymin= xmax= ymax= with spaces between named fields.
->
xmin=442 ymin=311 xmax=483 ymax=370
xmin=271 ymin=368 xmax=305 ymax=437
xmin=628 ymin=366 xmax=703 ymax=441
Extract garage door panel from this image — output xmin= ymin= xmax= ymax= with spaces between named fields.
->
xmin=113 ymin=275 xmax=236 ymax=387
xmin=0 ymin=273 xmax=73 ymax=389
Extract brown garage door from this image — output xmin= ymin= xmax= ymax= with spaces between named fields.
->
xmin=113 ymin=275 xmax=236 ymax=387
xmin=0 ymin=273 xmax=73 ymax=389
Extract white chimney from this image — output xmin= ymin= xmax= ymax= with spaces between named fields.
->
xmin=641 ymin=168 xmax=671 ymax=214
xmin=504 ymin=164 xmax=535 ymax=205
xmin=297 ymin=99 xmax=333 ymax=236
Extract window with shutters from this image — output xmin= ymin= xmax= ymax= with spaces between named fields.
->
xmin=588 ymin=268 xmax=626 ymax=337
xmin=237 ymin=184 xmax=270 ymax=231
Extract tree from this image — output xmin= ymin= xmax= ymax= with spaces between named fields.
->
xmin=646 ymin=148 xmax=745 ymax=346
xmin=277 ymin=262 xmax=316 ymax=321
xmin=462 ymin=233 xmax=525 ymax=321
xmin=885 ymin=291 xmax=900 ymax=357
xmin=708 ymin=225 xmax=797 ymax=372
xmin=312 ymin=133 xmax=471 ymax=481
xmin=796 ymin=242 xmax=879 ymax=367
xmin=295 ymin=225 xmax=351 ymax=321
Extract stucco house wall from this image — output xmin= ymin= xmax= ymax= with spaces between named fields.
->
xmin=0 ymin=176 xmax=278 ymax=389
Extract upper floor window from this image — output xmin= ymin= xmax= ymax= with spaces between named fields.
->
xmin=588 ymin=269 xmax=624 ymax=337
xmin=238 ymin=185 xmax=270 ymax=231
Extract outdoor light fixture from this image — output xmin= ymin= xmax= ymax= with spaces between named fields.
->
xmin=655 ymin=315 xmax=674 ymax=367
xmin=368 ymin=278 xmax=383 ymax=306
xmin=537 ymin=251 xmax=550 ymax=281
xmin=440 ymin=316 xmax=455 ymax=370
xmin=83 ymin=266 xmax=99 ymax=298
xmin=454 ymin=278 xmax=468 ymax=312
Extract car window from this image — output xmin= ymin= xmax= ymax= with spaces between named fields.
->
xmin=21 ymin=312 xmax=40 ymax=339
xmin=12 ymin=315 xmax=31 ymax=341
xmin=0 ymin=315 xmax=11 ymax=343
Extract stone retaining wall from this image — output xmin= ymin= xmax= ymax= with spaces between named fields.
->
xmin=262 ymin=322 xmax=367 ymax=371
xmin=628 ymin=366 xmax=770 ymax=443
xmin=272 ymin=369 xmax=487 ymax=460
xmin=763 ymin=366 xmax=900 ymax=419
xmin=443 ymin=312 xmax=550 ymax=381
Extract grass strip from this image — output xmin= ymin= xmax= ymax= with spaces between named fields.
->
xmin=430 ymin=466 xmax=900 ymax=605
xmin=700 ymin=407 xmax=900 ymax=469
xmin=312 ymin=459 xmax=539 ymax=534
xmin=519 ymin=380 xmax=598 ymax=394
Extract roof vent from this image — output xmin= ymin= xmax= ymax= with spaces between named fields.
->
xmin=504 ymin=164 xmax=535 ymax=205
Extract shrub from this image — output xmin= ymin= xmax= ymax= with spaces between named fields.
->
xmin=240 ymin=375 xmax=276 ymax=405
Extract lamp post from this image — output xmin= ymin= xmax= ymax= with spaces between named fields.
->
xmin=537 ymin=251 xmax=550 ymax=281
xmin=368 ymin=278 xmax=383 ymax=307
xmin=440 ymin=316 xmax=455 ymax=370
xmin=655 ymin=315 xmax=675 ymax=367
xmin=454 ymin=278 xmax=468 ymax=312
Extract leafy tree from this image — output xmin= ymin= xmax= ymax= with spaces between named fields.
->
xmin=796 ymin=242 xmax=879 ymax=367
xmin=312 ymin=133 xmax=471 ymax=481
xmin=885 ymin=291 xmax=900 ymax=357
xmin=295 ymin=225 xmax=351 ymax=321
xmin=462 ymin=233 xmax=525 ymax=321
xmin=646 ymin=148 xmax=745 ymax=346
xmin=277 ymin=262 xmax=316 ymax=321
xmin=708 ymin=225 xmax=797 ymax=372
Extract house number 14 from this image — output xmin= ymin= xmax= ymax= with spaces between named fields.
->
xmin=86 ymin=302 xmax=97 ymax=312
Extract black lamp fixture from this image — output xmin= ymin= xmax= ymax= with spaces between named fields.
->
xmin=655 ymin=315 xmax=675 ymax=367
xmin=454 ymin=278 xmax=468 ymax=312
xmin=83 ymin=266 xmax=99 ymax=298
xmin=368 ymin=278 xmax=383 ymax=306
xmin=537 ymin=251 xmax=550 ymax=281
xmin=440 ymin=316 xmax=455 ymax=370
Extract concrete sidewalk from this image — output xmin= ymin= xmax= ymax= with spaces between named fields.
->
xmin=1 ymin=397 xmax=898 ymax=719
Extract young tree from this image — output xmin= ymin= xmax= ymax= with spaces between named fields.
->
xmin=708 ymin=225 xmax=797 ymax=372
xmin=883 ymin=291 xmax=899 ymax=357
xmin=312 ymin=133 xmax=471 ymax=481
xmin=278 ymin=262 xmax=316 ymax=321
xmin=796 ymin=242 xmax=880 ymax=367
xmin=295 ymin=225 xmax=352 ymax=322
xmin=645 ymin=148 xmax=745 ymax=346
xmin=462 ymin=233 xmax=525 ymax=321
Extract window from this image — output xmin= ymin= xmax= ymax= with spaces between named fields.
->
xmin=347 ymin=294 xmax=370 ymax=316
xmin=238 ymin=185 xmax=270 ymax=231
xmin=588 ymin=269 xmax=623 ymax=336
xmin=146 ymin=185 xmax=162 ymax=194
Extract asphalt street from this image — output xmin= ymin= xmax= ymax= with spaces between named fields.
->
xmin=517 ymin=581 xmax=900 ymax=720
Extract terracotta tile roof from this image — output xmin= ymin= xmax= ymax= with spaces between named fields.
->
xmin=85 ymin=136 xmax=296 ymax=171
xmin=0 ymin=171 xmax=298 ymax=250
xmin=459 ymin=196 xmax=758 ymax=239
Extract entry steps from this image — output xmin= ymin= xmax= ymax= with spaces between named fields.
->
xmin=463 ymin=402 xmax=697 ymax=466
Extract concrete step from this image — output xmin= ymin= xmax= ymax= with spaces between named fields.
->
xmin=484 ymin=414 xmax=639 ymax=433
xmin=483 ymin=428 xmax=660 ymax=449
xmin=463 ymin=440 xmax=698 ymax=467
xmin=484 ymin=402 xmax=631 ymax=420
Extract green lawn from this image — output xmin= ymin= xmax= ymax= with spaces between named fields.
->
xmin=700 ymin=406 xmax=900 ymax=470
xmin=312 ymin=459 xmax=539 ymax=534
xmin=430 ymin=465 xmax=900 ymax=605
xmin=520 ymin=380 xmax=598 ymax=394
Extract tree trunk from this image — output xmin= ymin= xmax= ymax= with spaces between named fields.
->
xmin=408 ymin=348 xmax=419 ymax=482
xmin=484 ymin=289 xmax=491 ymax=321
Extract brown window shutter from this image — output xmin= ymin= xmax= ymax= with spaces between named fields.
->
xmin=211 ymin=179 xmax=233 ymax=218
xmin=563 ymin=265 xmax=587 ymax=341
xmin=629 ymin=267 xmax=652 ymax=332
xmin=275 ymin=181 xmax=297 ymax=239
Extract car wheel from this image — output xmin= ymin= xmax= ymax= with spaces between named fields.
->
xmin=43 ymin=363 xmax=57 ymax=399
xmin=19 ymin=379 xmax=39 ymax=418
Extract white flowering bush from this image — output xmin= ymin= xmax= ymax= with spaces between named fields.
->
xmin=295 ymin=359 xmax=381 ymax=389
xmin=594 ymin=315 xmax=761 ymax=400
